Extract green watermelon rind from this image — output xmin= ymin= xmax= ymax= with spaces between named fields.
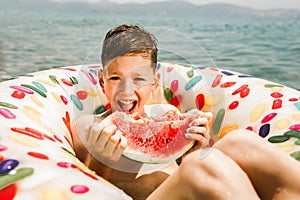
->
xmin=122 ymin=140 xmax=195 ymax=164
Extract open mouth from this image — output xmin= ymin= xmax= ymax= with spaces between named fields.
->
xmin=117 ymin=100 xmax=137 ymax=113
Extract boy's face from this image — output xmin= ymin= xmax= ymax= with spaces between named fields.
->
xmin=99 ymin=55 xmax=159 ymax=115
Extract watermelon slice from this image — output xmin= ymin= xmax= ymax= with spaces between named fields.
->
xmin=111 ymin=105 xmax=202 ymax=163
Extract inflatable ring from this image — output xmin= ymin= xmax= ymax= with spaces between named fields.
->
xmin=0 ymin=62 xmax=299 ymax=199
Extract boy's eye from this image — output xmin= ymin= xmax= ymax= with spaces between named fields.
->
xmin=109 ymin=76 xmax=120 ymax=81
xmin=134 ymin=77 xmax=146 ymax=81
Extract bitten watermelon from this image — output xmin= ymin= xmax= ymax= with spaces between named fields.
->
xmin=111 ymin=105 xmax=202 ymax=163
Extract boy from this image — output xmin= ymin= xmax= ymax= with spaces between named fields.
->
xmin=72 ymin=24 xmax=211 ymax=199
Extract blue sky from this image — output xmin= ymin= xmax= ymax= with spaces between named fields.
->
xmin=51 ymin=0 xmax=300 ymax=10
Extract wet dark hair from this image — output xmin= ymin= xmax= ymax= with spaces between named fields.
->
xmin=101 ymin=24 xmax=158 ymax=68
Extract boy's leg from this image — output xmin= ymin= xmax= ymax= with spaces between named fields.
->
xmin=215 ymin=130 xmax=300 ymax=200
xmin=147 ymin=148 xmax=259 ymax=200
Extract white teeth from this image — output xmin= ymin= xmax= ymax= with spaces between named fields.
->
xmin=118 ymin=100 xmax=137 ymax=113
xmin=120 ymin=100 xmax=134 ymax=105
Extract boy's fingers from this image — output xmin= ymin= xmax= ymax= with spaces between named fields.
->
xmin=185 ymin=132 xmax=204 ymax=140
xmin=103 ymin=130 xmax=121 ymax=157
xmin=189 ymin=118 xmax=208 ymax=127
xmin=186 ymin=126 xmax=208 ymax=137
xmin=101 ymin=130 xmax=127 ymax=162
xmin=186 ymin=125 xmax=210 ymax=142
xmin=119 ymin=135 xmax=127 ymax=150
xmin=101 ymin=124 xmax=117 ymax=138
xmin=109 ymin=130 xmax=122 ymax=145
xmin=89 ymin=124 xmax=117 ymax=154
xmin=102 ymin=140 xmax=117 ymax=158
xmin=185 ymin=133 xmax=208 ymax=147
xmin=111 ymin=134 xmax=127 ymax=161
xmin=185 ymin=132 xmax=210 ymax=148
xmin=88 ymin=123 xmax=104 ymax=146
xmin=111 ymin=148 xmax=123 ymax=162
xmin=97 ymin=124 xmax=117 ymax=152
xmin=204 ymin=112 xmax=213 ymax=121
xmin=94 ymin=132 xmax=108 ymax=153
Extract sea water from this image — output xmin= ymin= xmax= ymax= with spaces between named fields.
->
xmin=0 ymin=9 xmax=299 ymax=90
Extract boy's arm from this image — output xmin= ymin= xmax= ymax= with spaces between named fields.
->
xmin=71 ymin=110 xmax=113 ymax=163
xmin=71 ymin=114 xmax=95 ymax=164
xmin=71 ymin=113 xmax=113 ymax=178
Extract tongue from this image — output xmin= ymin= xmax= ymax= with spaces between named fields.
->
xmin=120 ymin=102 xmax=134 ymax=112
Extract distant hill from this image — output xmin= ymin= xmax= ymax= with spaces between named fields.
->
xmin=1 ymin=0 xmax=300 ymax=18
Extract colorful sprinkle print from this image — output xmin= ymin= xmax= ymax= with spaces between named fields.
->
xmin=0 ymin=108 xmax=16 ymax=119
xmin=0 ymin=183 xmax=17 ymax=200
xmin=228 ymin=101 xmax=239 ymax=110
xmin=164 ymin=88 xmax=173 ymax=102
xmin=184 ymin=75 xmax=202 ymax=90
xmin=212 ymin=74 xmax=222 ymax=88
xmin=170 ymin=80 xmax=179 ymax=93
xmin=0 ymin=102 xmax=18 ymax=110
xmin=27 ymin=152 xmax=49 ymax=160
xmin=70 ymin=185 xmax=89 ymax=194
xmin=20 ymin=84 xmax=47 ymax=98
xmin=195 ymin=93 xmax=205 ymax=110
xmin=0 ymin=167 xmax=34 ymax=189
xmin=10 ymin=85 xmax=35 ymax=94
xmin=0 ymin=63 xmax=300 ymax=199
xmin=213 ymin=109 xmax=225 ymax=135
xmin=70 ymin=94 xmax=83 ymax=110
xmin=0 ymin=159 xmax=19 ymax=175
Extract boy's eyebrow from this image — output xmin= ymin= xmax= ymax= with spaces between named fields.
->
xmin=130 ymin=67 xmax=154 ymax=75
xmin=130 ymin=71 xmax=145 ymax=76
xmin=104 ymin=70 xmax=121 ymax=76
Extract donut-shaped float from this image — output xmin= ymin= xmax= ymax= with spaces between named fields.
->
xmin=0 ymin=62 xmax=299 ymax=199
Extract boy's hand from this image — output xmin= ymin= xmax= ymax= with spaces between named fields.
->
xmin=88 ymin=115 xmax=127 ymax=162
xmin=185 ymin=111 xmax=213 ymax=148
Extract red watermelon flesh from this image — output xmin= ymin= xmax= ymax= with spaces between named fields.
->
xmin=111 ymin=108 xmax=201 ymax=163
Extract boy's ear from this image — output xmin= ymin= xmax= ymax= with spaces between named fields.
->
xmin=98 ymin=69 xmax=105 ymax=90
xmin=152 ymin=72 xmax=160 ymax=90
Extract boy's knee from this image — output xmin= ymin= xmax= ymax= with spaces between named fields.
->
xmin=179 ymin=149 xmax=234 ymax=185
xmin=177 ymin=148 xmax=256 ymax=198
xmin=177 ymin=149 xmax=222 ymax=195
xmin=214 ymin=129 xmax=276 ymax=169
xmin=215 ymin=129 xmax=262 ymax=152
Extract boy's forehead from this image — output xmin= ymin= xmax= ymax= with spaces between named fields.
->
xmin=104 ymin=55 xmax=153 ymax=74
xmin=105 ymin=63 xmax=153 ymax=75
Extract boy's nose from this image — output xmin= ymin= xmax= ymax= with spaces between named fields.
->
xmin=118 ymin=78 xmax=136 ymax=94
